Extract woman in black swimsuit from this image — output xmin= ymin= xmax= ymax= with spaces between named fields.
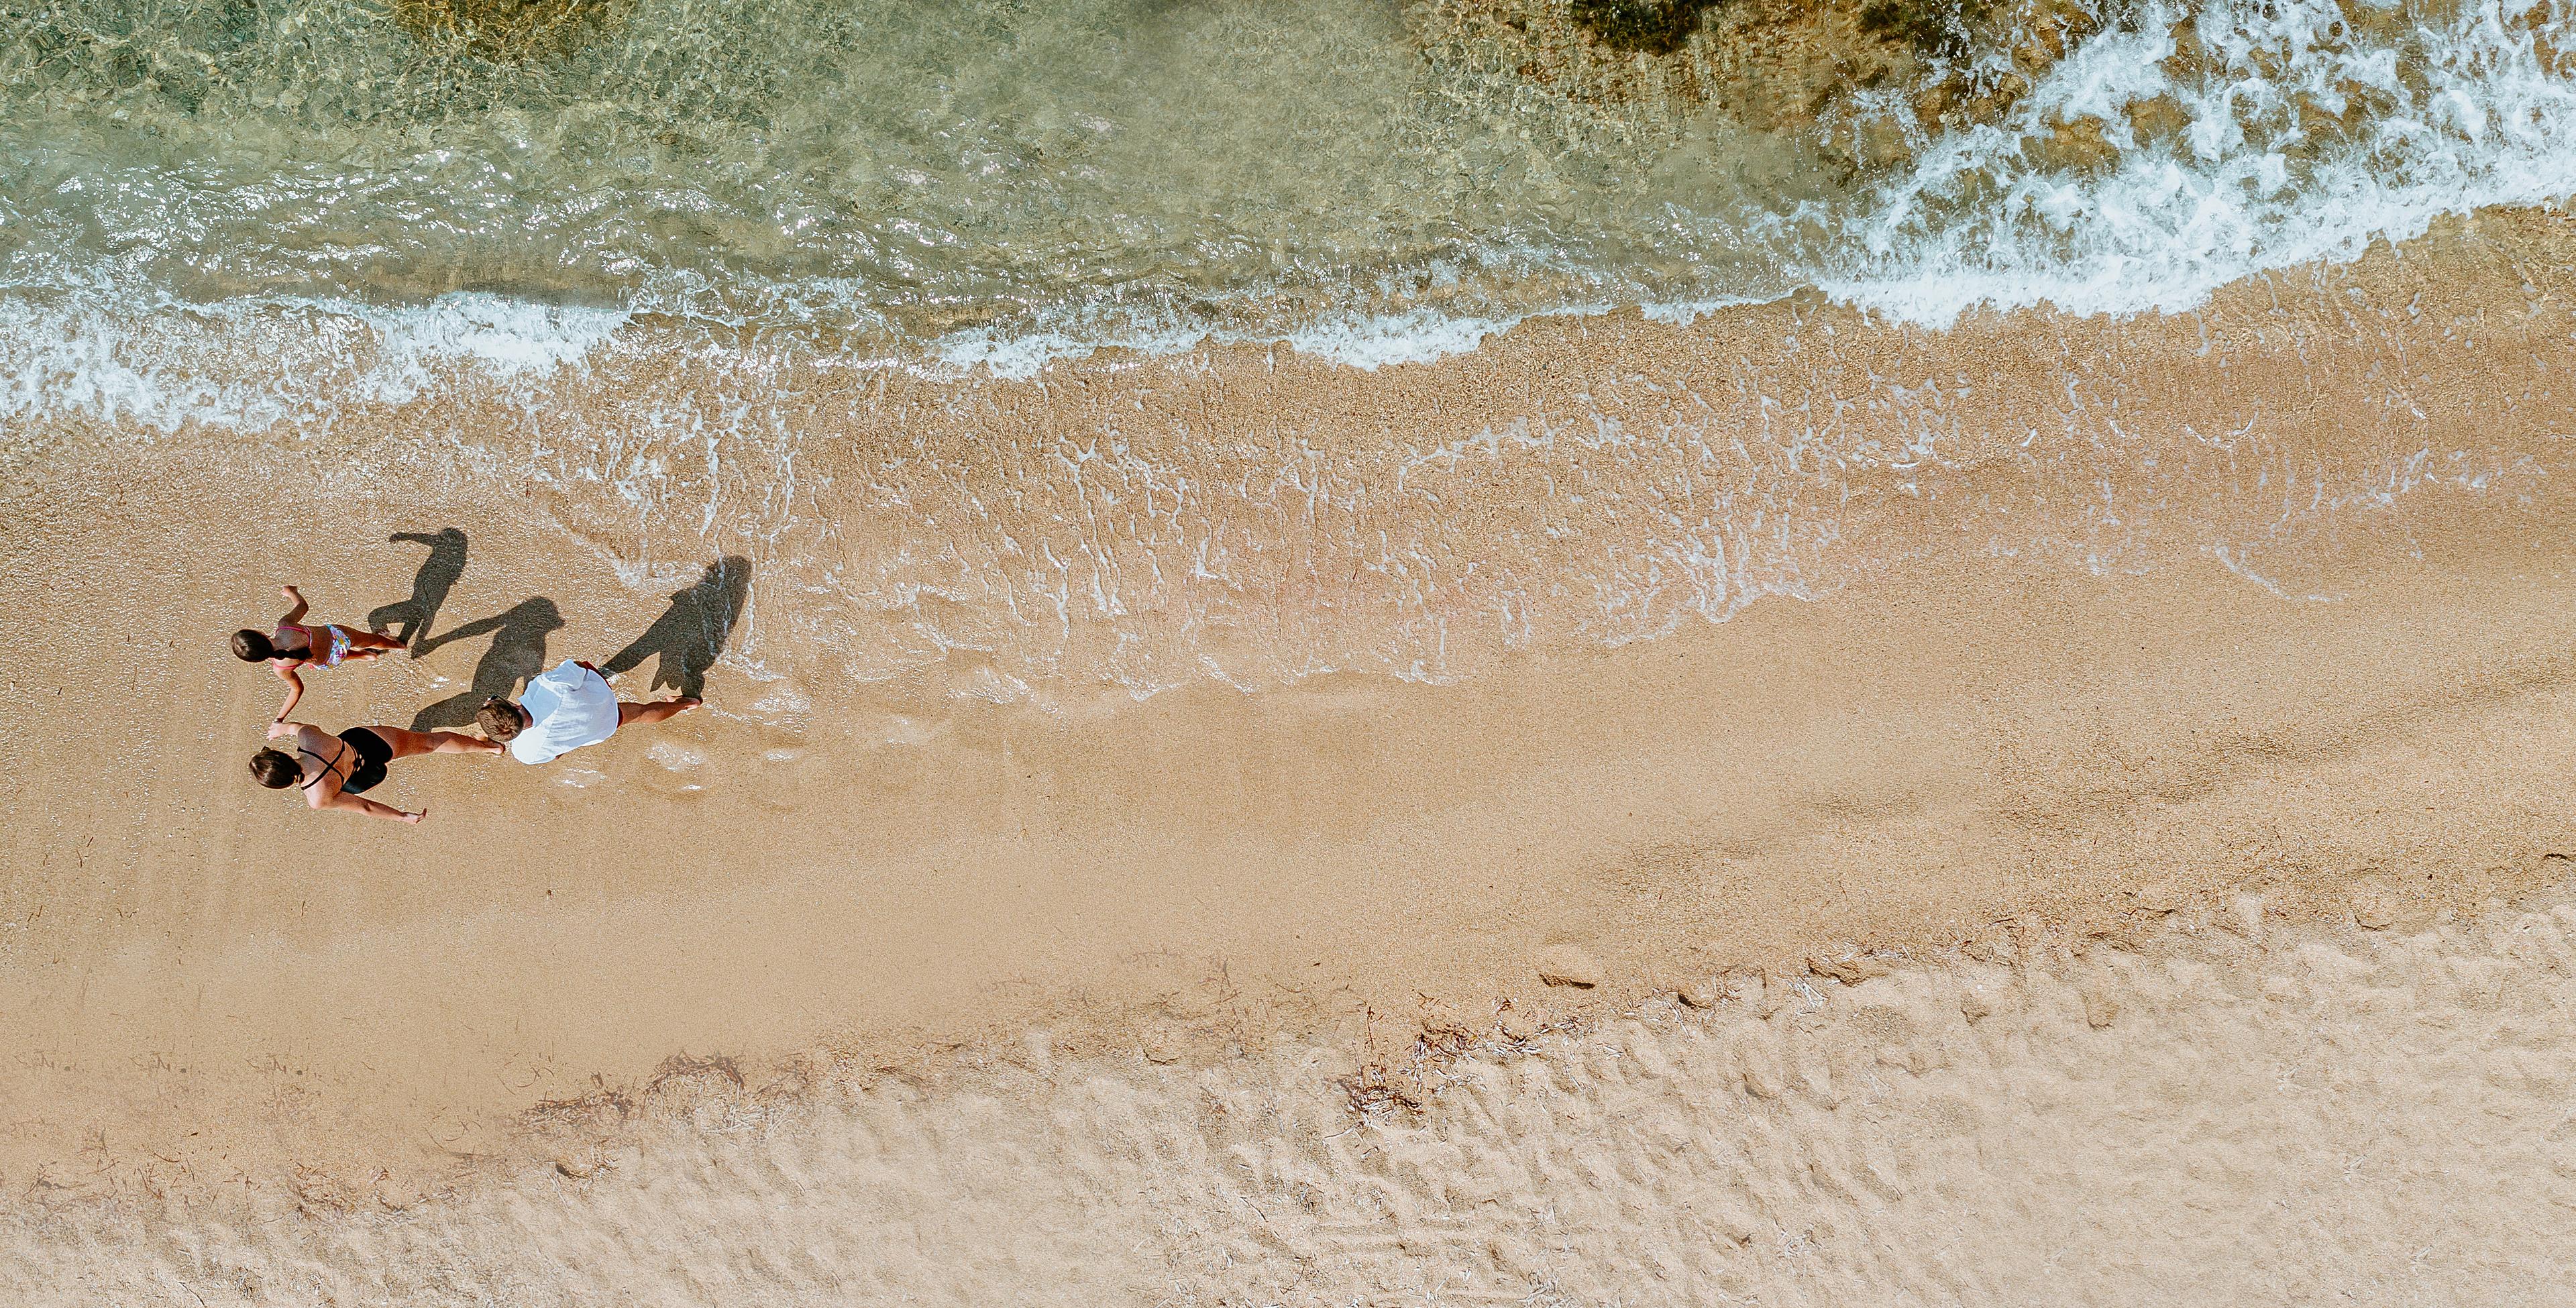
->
xmin=248 ymin=720 xmax=499 ymax=822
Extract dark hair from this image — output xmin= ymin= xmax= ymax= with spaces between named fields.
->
xmin=249 ymin=749 xmax=302 ymax=789
xmin=478 ymin=698 xmax=525 ymax=742
xmin=232 ymin=629 xmax=276 ymax=662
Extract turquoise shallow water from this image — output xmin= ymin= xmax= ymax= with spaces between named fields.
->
xmin=5 ymin=0 xmax=2572 ymax=386
xmin=0 ymin=0 xmax=1839 ymax=347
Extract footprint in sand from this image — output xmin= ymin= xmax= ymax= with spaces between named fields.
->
xmin=646 ymin=741 xmax=707 ymax=771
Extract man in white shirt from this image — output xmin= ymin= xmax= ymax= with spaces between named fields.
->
xmin=476 ymin=658 xmax=699 ymax=764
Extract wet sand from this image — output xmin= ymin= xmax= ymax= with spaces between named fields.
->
xmin=4 ymin=207 xmax=2576 ymax=1295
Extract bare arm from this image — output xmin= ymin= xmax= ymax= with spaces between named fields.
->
xmin=617 ymin=696 xmax=700 ymax=726
xmin=277 ymin=585 xmax=309 ymax=627
xmin=320 ymin=791 xmax=424 ymax=824
xmin=271 ymin=660 xmax=305 ymax=722
xmin=266 ymin=720 xmax=318 ymax=761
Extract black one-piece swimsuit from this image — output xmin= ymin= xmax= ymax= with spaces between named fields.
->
xmin=301 ymin=728 xmax=392 ymax=795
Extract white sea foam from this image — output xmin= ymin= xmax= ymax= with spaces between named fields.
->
xmin=1283 ymin=307 xmax=1542 ymax=370
xmin=348 ymin=294 xmax=630 ymax=400
xmin=0 ymin=285 xmax=630 ymax=433
xmin=1639 ymin=296 xmax=1773 ymax=328
xmin=0 ymin=290 xmax=295 ymax=433
xmin=928 ymin=329 xmax=1095 ymax=380
xmin=928 ymin=306 xmax=1537 ymax=379
xmin=1818 ymin=0 xmax=2576 ymax=321
xmin=927 ymin=323 xmax=1213 ymax=380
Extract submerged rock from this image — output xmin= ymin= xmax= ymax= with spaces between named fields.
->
xmin=393 ymin=0 xmax=623 ymax=60
xmin=1568 ymin=0 xmax=1726 ymax=54
xmin=1858 ymin=0 xmax=1985 ymax=58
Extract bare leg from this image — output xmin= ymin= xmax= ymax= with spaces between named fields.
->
xmin=366 ymin=725 xmax=503 ymax=758
xmin=616 ymin=696 xmax=701 ymax=727
xmin=343 ymin=629 xmax=404 ymax=660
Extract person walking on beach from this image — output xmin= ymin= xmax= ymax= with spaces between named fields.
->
xmin=233 ymin=585 xmax=405 ymax=722
xmin=248 ymin=720 xmax=498 ymax=823
xmin=476 ymin=658 xmax=699 ymax=765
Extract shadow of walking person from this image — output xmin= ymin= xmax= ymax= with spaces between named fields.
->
xmin=368 ymin=529 xmax=470 ymax=653
xmin=410 ymin=597 xmax=565 ymax=731
xmin=602 ymin=557 xmax=753 ymax=699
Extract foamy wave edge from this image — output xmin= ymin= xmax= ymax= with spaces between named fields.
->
xmin=1 ymin=287 xmax=629 ymax=433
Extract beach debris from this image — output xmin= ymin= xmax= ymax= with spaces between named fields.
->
xmin=1534 ymin=944 xmax=1603 ymax=988
xmin=2226 ymin=893 xmax=2268 ymax=946
xmin=1487 ymin=1234 xmax=1546 ymax=1280
xmin=1808 ymin=950 xmax=1893 ymax=984
xmin=1736 ymin=1042 xmax=1785 ymax=1099
xmin=2080 ymin=979 xmax=2119 ymax=1029
xmin=1709 ymin=1199 xmax=1764 ymax=1246
xmin=1958 ymin=985 xmax=1994 ymax=1023
xmin=2131 ymin=877 xmax=2188 ymax=914
xmin=2351 ymin=888 xmax=2398 ymax=930
xmin=647 ymin=1052 xmax=745 ymax=1091
xmin=1961 ymin=927 xmax=2011 ymax=963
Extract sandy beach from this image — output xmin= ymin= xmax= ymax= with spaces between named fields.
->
xmin=15 ymin=892 xmax=2576 ymax=1303
xmin=3 ymin=193 xmax=2575 ymax=1297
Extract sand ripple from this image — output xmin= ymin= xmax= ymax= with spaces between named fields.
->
xmin=11 ymin=891 xmax=2572 ymax=1304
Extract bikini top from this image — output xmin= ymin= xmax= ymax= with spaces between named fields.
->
xmin=297 ymin=742 xmax=350 ymax=791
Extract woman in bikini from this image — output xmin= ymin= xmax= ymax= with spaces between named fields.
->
xmin=232 ymin=584 xmax=406 ymax=722
xmin=247 ymin=720 xmax=499 ymax=823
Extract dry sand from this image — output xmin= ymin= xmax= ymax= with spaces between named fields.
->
xmin=3 ymin=207 xmax=2576 ymax=1297
xmin=11 ymin=889 xmax=2576 ymax=1304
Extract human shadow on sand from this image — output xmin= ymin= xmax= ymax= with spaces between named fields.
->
xmin=409 ymin=596 xmax=565 ymax=730
xmin=368 ymin=529 xmax=470 ymax=652
xmin=602 ymin=557 xmax=752 ymax=699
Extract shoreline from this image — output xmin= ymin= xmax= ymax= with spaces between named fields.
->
xmin=30 ymin=207 xmax=2574 ymax=712
xmin=5 ymin=205 xmax=2576 ymax=1209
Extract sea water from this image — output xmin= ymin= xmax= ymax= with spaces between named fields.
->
xmin=7 ymin=0 xmax=2570 ymax=404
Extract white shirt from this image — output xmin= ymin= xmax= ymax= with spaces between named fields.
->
xmin=508 ymin=659 xmax=620 ymax=765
